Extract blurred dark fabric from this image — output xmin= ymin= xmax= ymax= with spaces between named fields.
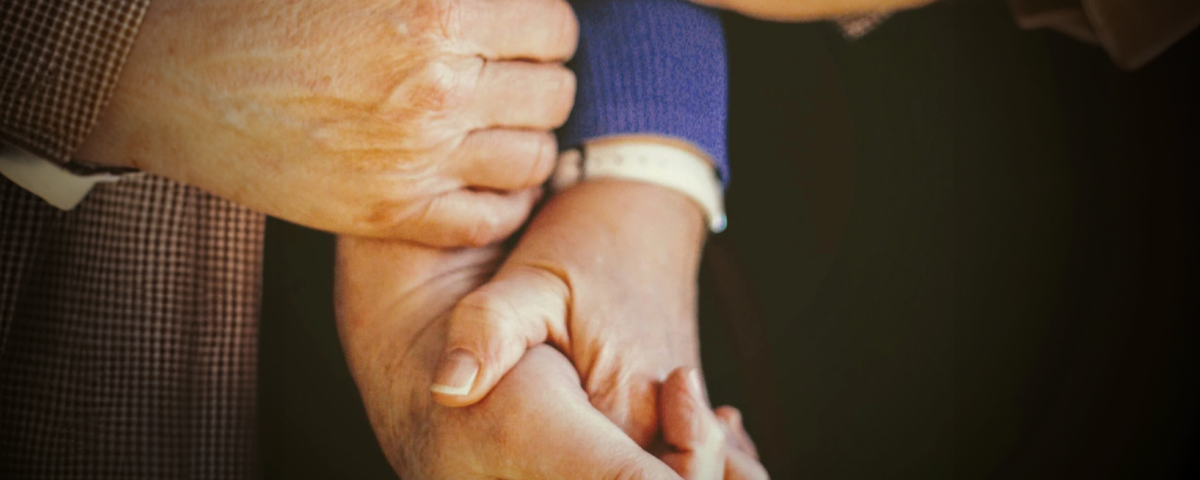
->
xmin=258 ymin=2 xmax=1198 ymax=479
xmin=1008 ymin=0 xmax=1200 ymax=69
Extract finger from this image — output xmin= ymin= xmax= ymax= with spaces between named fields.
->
xmin=714 ymin=407 xmax=770 ymax=479
xmin=406 ymin=187 xmax=542 ymax=247
xmin=471 ymin=61 xmax=575 ymax=129
xmin=715 ymin=406 xmax=759 ymax=460
xmin=431 ymin=266 xmax=570 ymax=406
xmin=660 ymin=368 xmax=726 ymax=480
xmin=725 ymin=449 xmax=771 ymax=480
xmin=457 ymin=0 xmax=579 ymax=61
xmin=454 ymin=129 xmax=558 ymax=191
xmin=500 ymin=347 xmax=685 ymax=480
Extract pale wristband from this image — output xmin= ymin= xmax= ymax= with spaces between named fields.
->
xmin=550 ymin=140 xmax=727 ymax=233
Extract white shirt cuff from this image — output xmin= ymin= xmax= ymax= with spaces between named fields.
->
xmin=0 ymin=143 xmax=123 ymax=210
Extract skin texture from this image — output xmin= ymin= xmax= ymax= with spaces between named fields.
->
xmin=659 ymin=368 xmax=770 ymax=480
xmin=688 ymin=0 xmax=936 ymax=21
xmin=335 ymin=237 xmax=683 ymax=479
xmin=431 ymin=179 xmax=708 ymax=448
xmin=335 ymin=233 xmax=768 ymax=479
xmin=76 ymin=0 xmax=579 ymax=246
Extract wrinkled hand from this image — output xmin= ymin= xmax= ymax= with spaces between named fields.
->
xmin=335 ymin=238 xmax=687 ymax=479
xmin=431 ymin=179 xmax=707 ymax=446
xmin=688 ymin=0 xmax=934 ymax=21
xmin=77 ymin=0 xmax=577 ymax=246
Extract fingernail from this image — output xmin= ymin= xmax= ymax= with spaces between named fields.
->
xmin=431 ymin=350 xmax=480 ymax=396
xmin=686 ymin=368 xmax=704 ymax=399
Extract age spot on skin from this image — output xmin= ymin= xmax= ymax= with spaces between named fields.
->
xmin=387 ymin=5 xmax=421 ymax=38
xmin=223 ymin=109 xmax=249 ymax=130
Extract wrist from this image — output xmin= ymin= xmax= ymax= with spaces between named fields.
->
xmin=553 ymin=178 xmax=706 ymax=247
xmin=519 ymin=178 xmax=707 ymax=292
xmin=334 ymin=239 xmax=505 ymax=473
xmin=552 ymin=137 xmax=726 ymax=232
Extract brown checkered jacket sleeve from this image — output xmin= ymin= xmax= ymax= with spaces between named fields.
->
xmin=2 ymin=4 xmax=265 ymax=477
xmin=0 ymin=0 xmax=150 ymax=163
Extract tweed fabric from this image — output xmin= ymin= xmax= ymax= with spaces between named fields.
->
xmin=0 ymin=174 xmax=265 ymax=479
xmin=0 ymin=0 xmax=149 ymax=163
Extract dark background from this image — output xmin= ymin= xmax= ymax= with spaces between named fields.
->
xmin=258 ymin=1 xmax=1199 ymax=478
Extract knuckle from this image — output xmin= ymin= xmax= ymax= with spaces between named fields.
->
xmin=419 ymin=63 xmax=471 ymax=114
xmin=455 ymin=288 xmax=520 ymax=330
xmin=356 ymin=187 xmax=441 ymax=238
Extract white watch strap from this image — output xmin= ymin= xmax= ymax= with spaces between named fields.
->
xmin=550 ymin=140 xmax=727 ymax=233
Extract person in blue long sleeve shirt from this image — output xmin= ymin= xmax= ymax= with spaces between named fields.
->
xmin=337 ymin=1 xmax=769 ymax=478
xmin=435 ymin=0 xmax=733 ymax=442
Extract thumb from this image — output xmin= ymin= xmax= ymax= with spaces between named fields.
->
xmin=431 ymin=266 xmax=570 ymax=406
xmin=659 ymin=368 xmax=726 ymax=480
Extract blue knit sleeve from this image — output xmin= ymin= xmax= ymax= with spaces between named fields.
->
xmin=560 ymin=0 xmax=730 ymax=184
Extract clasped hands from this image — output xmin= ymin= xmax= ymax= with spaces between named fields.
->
xmin=337 ymin=180 xmax=767 ymax=479
xmin=74 ymin=0 xmax=767 ymax=476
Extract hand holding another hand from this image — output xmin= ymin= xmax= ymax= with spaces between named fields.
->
xmin=335 ymin=236 xmax=767 ymax=479
xmin=335 ymin=238 xmax=677 ymax=479
xmin=431 ymin=179 xmax=708 ymax=447
xmin=78 ymin=0 xmax=578 ymax=246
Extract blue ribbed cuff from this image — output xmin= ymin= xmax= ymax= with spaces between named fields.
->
xmin=561 ymin=0 xmax=729 ymax=184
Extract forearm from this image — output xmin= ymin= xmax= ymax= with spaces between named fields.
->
xmin=692 ymin=0 xmax=935 ymax=21
xmin=520 ymin=180 xmax=706 ymax=300
xmin=333 ymin=239 xmax=500 ymax=472
xmin=333 ymin=237 xmax=692 ymax=480
xmin=340 ymin=310 xmax=443 ymax=476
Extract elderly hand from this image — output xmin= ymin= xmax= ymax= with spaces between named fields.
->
xmin=335 ymin=238 xmax=687 ymax=480
xmin=430 ymin=179 xmax=708 ymax=447
xmin=687 ymin=0 xmax=934 ymax=21
xmin=76 ymin=0 xmax=578 ymax=246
